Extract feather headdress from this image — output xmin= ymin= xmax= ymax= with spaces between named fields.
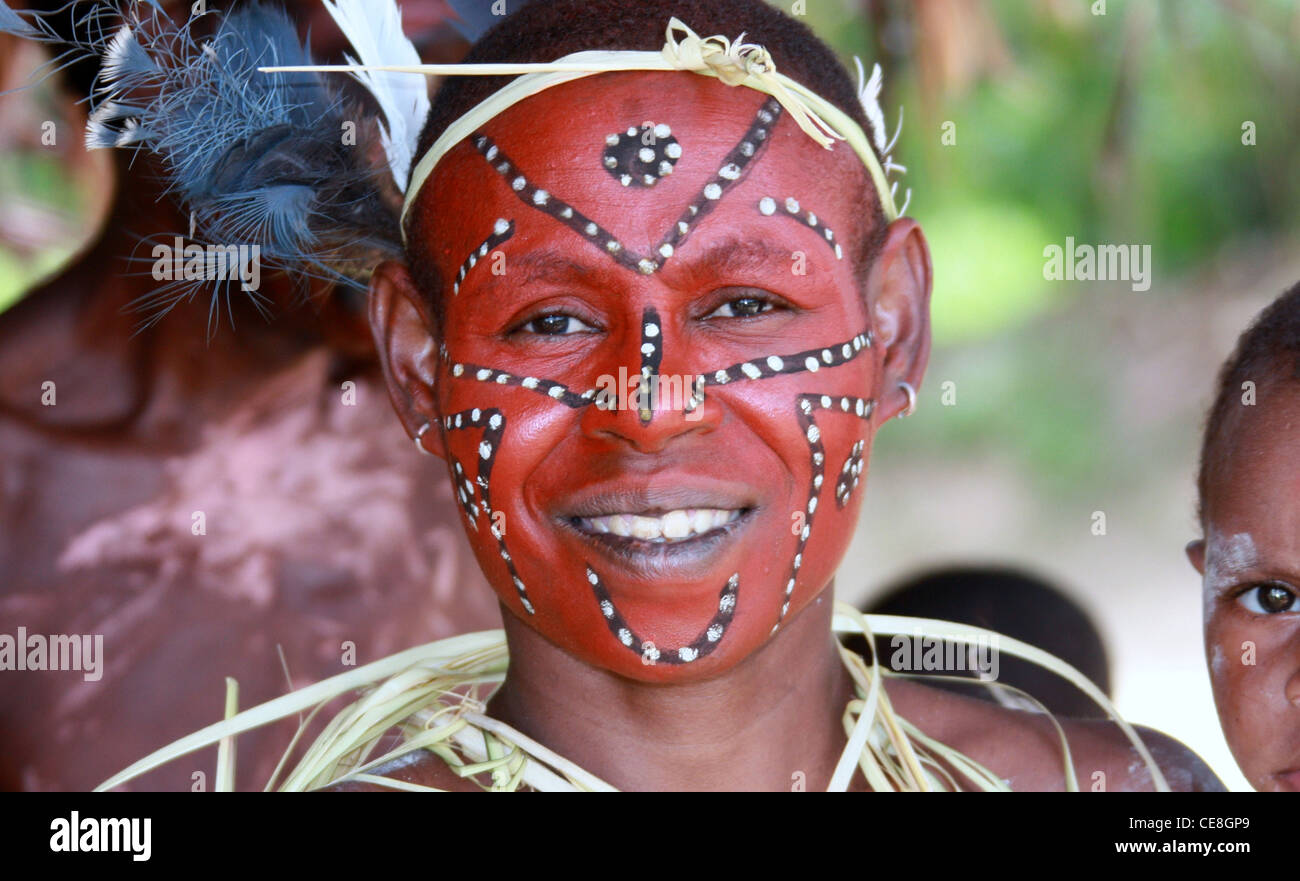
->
xmin=853 ymin=56 xmax=910 ymax=217
xmin=320 ymin=0 xmax=429 ymax=188
xmin=1 ymin=0 xmax=911 ymax=331
xmin=0 ymin=0 xmax=412 ymax=333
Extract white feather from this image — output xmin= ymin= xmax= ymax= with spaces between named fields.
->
xmin=85 ymin=100 xmax=122 ymax=149
xmin=322 ymin=0 xmax=431 ymax=189
xmin=101 ymin=25 xmax=133 ymax=82
xmin=116 ymin=118 xmax=146 ymax=147
xmin=101 ymin=24 xmax=158 ymax=88
xmin=853 ymin=56 xmax=888 ymax=155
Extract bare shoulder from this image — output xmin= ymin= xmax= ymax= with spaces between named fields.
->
xmin=316 ymin=749 xmax=489 ymax=793
xmin=1070 ymin=722 xmax=1227 ymax=792
xmin=883 ymin=678 xmax=1225 ymax=792
xmin=0 ymin=270 xmax=138 ymax=427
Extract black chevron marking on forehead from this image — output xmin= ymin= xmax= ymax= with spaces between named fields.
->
xmin=469 ymin=97 xmax=783 ymax=277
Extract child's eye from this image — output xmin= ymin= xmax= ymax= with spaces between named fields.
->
xmin=520 ymin=313 xmax=598 ymax=335
xmin=1236 ymin=582 xmax=1299 ymax=615
xmin=705 ymin=296 xmax=774 ymax=319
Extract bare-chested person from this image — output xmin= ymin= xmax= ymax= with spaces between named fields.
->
xmin=97 ymin=0 xmax=1223 ymax=791
xmin=0 ymin=0 xmax=498 ymax=791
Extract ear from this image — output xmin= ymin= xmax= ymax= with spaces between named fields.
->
xmin=1185 ymin=539 xmax=1207 ymax=576
xmin=369 ymin=259 xmax=446 ymax=460
xmin=866 ymin=217 xmax=932 ymax=421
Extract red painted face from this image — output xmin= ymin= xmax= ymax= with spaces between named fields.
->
xmin=418 ymin=71 xmax=884 ymax=681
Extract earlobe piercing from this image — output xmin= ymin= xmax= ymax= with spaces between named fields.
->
xmin=896 ymin=381 xmax=917 ymax=418
xmin=415 ymin=421 xmax=435 ymax=455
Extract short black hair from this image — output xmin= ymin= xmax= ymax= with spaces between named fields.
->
xmin=859 ymin=566 xmax=1111 ymax=719
xmin=404 ymin=0 xmax=891 ymax=329
xmin=1196 ymin=280 xmax=1300 ymax=526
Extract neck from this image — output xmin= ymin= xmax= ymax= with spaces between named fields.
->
xmin=485 ymin=584 xmax=858 ymax=791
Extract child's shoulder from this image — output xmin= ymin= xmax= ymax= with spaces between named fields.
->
xmin=883 ymin=678 xmax=1225 ymax=791
xmin=318 ymin=749 xmax=488 ymax=793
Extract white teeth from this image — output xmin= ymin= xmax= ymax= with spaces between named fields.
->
xmin=630 ymin=515 xmax=660 ymax=540
xmin=692 ymin=509 xmax=715 ymax=535
xmin=579 ymin=508 xmax=741 ymax=542
xmin=662 ymin=510 xmax=691 ymax=539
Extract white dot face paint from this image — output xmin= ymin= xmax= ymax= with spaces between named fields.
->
xmin=1203 ymin=529 xmax=1259 ymax=624
xmin=425 ymin=73 xmax=884 ymax=683
xmin=1210 ymin=643 xmax=1225 ymax=678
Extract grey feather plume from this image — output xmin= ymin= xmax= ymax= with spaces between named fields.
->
xmin=1 ymin=1 xmax=405 ymax=335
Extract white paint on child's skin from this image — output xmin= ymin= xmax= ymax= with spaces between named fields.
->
xmin=1210 ymin=643 xmax=1226 ymax=677
xmin=1123 ymin=758 xmax=1153 ymax=791
xmin=1202 ymin=530 xmax=1258 ymax=622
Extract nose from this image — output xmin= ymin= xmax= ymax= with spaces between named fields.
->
xmin=580 ymin=306 xmax=718 ymax=453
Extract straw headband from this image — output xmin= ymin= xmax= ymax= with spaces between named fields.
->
xmin=261 ymin=15 xmax=910 ymax=245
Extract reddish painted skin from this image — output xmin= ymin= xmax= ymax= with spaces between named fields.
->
xmin=416 ymin=72 xmax=883 ymax=680
xmin=0 ymin=3 xmax=498 ymax=792
xmin=371 ymin=71 xmax=1223 ymax=790
xmin=1188 ymin=387 xmax=1300 ymax=792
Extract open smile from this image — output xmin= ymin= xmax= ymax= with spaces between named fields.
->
xmin=574 ymin=507 xmax=745 ymax=541
xmin=559 ymin=506 xmax=756 ymax=570
xmin=546 ymin=483 xmax=761 ymax=662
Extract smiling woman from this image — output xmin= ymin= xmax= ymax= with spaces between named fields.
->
xmin=386 ymin=77 xmax=895 ymax=675
xmin=62 ymin=0 xmax=1223 ymax=792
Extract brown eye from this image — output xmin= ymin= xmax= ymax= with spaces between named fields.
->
xmin=706 ymin=297 xmax=772 ymax=319
xmin=522 ymin=313 xmax=596 ymax=335
xmin=1237 ymin=582 xmax=1299 ymax=615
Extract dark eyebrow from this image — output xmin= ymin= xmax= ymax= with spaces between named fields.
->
xmin=470 ymin=233 xmax=793 ymax=296
xmin=672 ymin=234 xmax=795 ymax=286
xmin=469 ymin=249 xmax=595 ymax=296
xmin=510 ymin=250 xmax=593 ymax=282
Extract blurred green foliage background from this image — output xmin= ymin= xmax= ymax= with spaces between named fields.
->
xmin=782 ymin=0 xmax=1300 ymax=491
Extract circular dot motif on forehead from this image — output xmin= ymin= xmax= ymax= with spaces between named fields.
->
xmin=603 ymin=122 xmax=680 ymax=188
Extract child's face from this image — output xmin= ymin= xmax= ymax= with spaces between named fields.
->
xmin=404 ymin=71 xmax=926 ymax=682
xmin=1190 ymin=388 xmax=1300 ymax=791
